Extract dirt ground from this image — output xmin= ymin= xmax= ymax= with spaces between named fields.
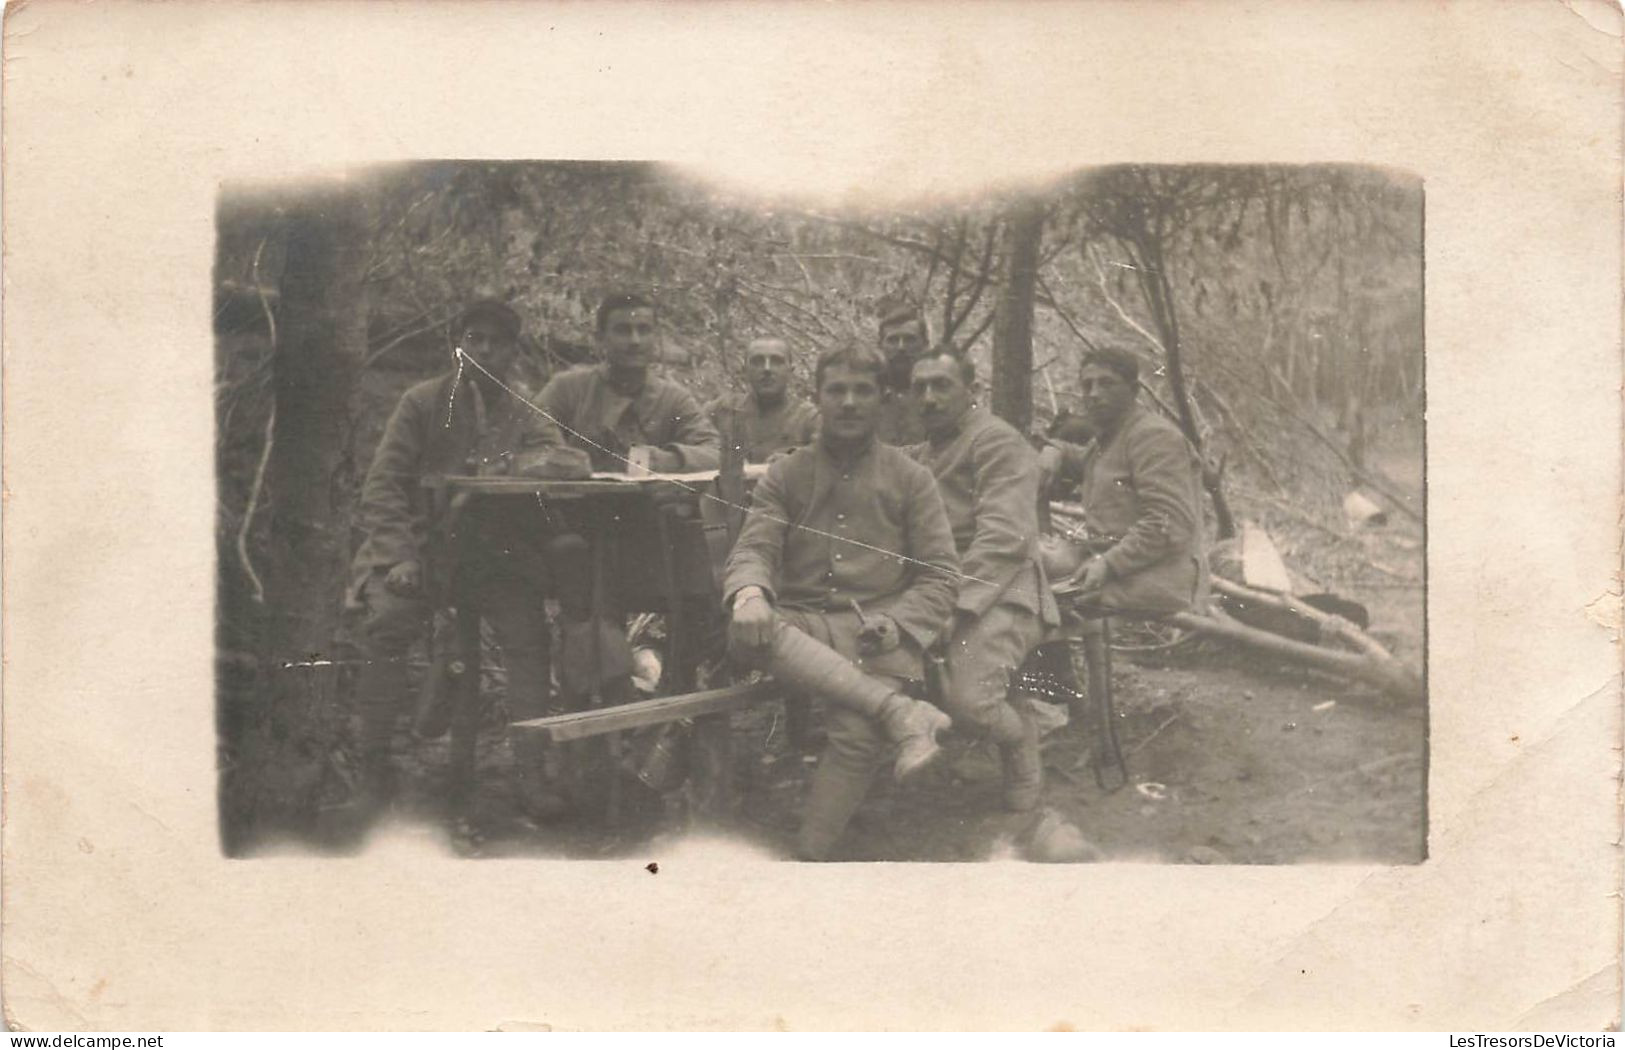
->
xmin=338 ymin=594 xmax=1424 ymax=866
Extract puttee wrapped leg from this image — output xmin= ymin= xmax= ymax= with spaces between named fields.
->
xmin=760 ymin=622 xmax=950 ymax=782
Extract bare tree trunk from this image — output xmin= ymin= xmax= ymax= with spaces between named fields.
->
xmin=222 ymin=185 xmax=369 ymax=853
xmin=266 ymin=187 xmax=369 ymax=648
xmin=991 ymin=198 xmax=1044 ymax=431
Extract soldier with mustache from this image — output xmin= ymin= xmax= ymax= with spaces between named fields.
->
xmin=907 ymin=348 xmax=1057 ymax=812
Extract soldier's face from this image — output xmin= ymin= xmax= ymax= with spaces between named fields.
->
xmin=910 ymin=355 xmax=973 ymax=438
xmin=599 ymin=306 xmax=657 ymax=371
xmin=817 ymin=364 xmax=882 ymax=443
xmin=458 ymin=317 xmax=518 ymax=377
xmin=880 ymin=320 xmax=927 ymax=361
xmin=745 ymin=341 xmax=790 ymax=400
xmin=1078 ymin=364 xmax=1136 ymax=433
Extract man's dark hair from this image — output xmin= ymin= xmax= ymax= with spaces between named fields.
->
xmin=457 ymin=299 xmax=522 ymax=342
xmin=877 ymin=301 xmax=931 ymax=344
xmin=814 ymin=342 xmax=889 ymax=391
xmin=912 ymin=348 xmax=976 ymax=386
xmin=1080 ymin=347 xmax=1141 ymax=385
xmin=596 ymin=291 xmax=657 ymax=334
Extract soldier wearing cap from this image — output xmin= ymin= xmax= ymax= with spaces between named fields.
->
xmin=347 ymin=299 xmax=573 ymax=825
xmin=1042 ymin=347 xmax=1207 ymax=616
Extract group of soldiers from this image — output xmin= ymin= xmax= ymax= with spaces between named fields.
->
xmin=347 ymin=290 xmax=1206 ymax=860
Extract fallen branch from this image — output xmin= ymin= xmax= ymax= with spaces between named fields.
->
xmin=1168 ymin=603 xmax=1423 ymax=704
xmin=1209 ymin=577 xmax=1390 ymax=662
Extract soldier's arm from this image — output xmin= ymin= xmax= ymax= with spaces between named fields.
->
xmin=659 ymin=387 xmax=723 ymax=471
xmin=1100 ymin=425 xmax=1202 ymax=580
xmin=888 ymin=462 xmax=962 ymax=651
xmin=957 ymin=426 xmax=1042 ymax=618
xmin=721 ymin=459 xmax=790 ymax=605
xmin=512 ymin=373 xmax=568 ymax=473
xmin=357 ymin=389 xmax=432 ymax=569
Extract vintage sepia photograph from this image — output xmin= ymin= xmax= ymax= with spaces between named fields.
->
xmin=6 ymin=0 xmax=1616 ymax=1031
xmin=214 ymin=161 xmax=1425 ymax=864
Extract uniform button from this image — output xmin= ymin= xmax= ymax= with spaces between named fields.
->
xmin=834 ymin=554 xmax=843 ymax=560
xmin=837 ymin=513 xmax=845 ymax=520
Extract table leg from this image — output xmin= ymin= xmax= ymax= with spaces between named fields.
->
xmin=588 ymin=516 xmax=623 ymax=828
xmin=448 ymin=597 xmax=482 ymax=818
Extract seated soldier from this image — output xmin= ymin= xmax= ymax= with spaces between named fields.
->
xmin=512 ymin=291 xmax=724 ymax=709
xmin=347 ymin=299 xmax=574 ymax=825
xmin=724 ymin=342 xmax=960 ymax=861
xmin=1040 ymin=347 xmax=1207 ymax=616
xmin=907 ymin=349 xmax=1059 ymax=812
xmin=523 ymin=290 xmax=721 ymax=474
xmin=1038 ymin=347 xmax=1208 ymax=735
xmin=706 ymin=336 xmax=820 ymax=463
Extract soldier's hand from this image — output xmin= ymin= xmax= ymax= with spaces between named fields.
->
xmin=1075 ymin=556 xmax=1110 ymax=595
xmin=643 ymin=447 xmax=684 ymax=474
xmin=728 ymin=589 xmax=777 ymax=657
xmin=856 ymin=614 xmax=901 ymax=657
xmin=384 ymin=559 xmax=423 ymax=596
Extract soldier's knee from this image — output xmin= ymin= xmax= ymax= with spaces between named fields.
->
xmin=360 ymin=584 xmax=428 ymax=653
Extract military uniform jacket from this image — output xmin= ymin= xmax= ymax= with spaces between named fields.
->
xmin=1059 ymin=404 xmax=1208 ymax=615
xmin=706 ymin=391 xmax=820 ymax=463
xmin=522 ymin=364 xmax=721 ymax=472
xmin=723 ymin=436 xmax=961 ymax=679
xmin=908 ymin=406 xmax=1060 ymax=626
xmin=349 ymin=370 xmax=534 ymax=600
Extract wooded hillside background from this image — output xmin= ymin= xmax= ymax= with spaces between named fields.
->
xmin=213 ymin=161 xmax=1423 ymax=851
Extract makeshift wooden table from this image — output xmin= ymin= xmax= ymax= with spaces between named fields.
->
xmin=422 ymin=468 xmax=770 ymax=822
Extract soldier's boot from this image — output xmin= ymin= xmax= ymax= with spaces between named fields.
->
xmin=876 ymin=694 xmax=953 ymax=782
xmin=795 ymin=758 xmax=875 ymax=861
xmin=991 ymin=700 xmax=1043 ymax=812
xmin=766 ymin=623 xmax=950 ymax=782
xmin=351 ymin=654 xmax=407 ymax=822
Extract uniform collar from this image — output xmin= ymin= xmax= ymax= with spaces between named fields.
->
xmin=926 ymin=405 xmax=976 ymax=447
xmin=1093 ymin=403 xmax=1143 ymax=451
xmin=597 ymin=362 xmax=651 ymax=400
xmin=818 ymin=431 xmax=877 ymax=470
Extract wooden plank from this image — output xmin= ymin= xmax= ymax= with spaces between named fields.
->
xmin=1241 ymin=522 xmax=1294 ymax=593
xmin=512 ymin=680 xmax=776 ymax=742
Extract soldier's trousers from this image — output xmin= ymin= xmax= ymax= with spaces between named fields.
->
xmin=941 ymin=600 xmax=1044 ymax=744
xmin=352 ymin=558 xmax=554 ymax=775
xmin=775 ymin=608 xmax=911 ymax=861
